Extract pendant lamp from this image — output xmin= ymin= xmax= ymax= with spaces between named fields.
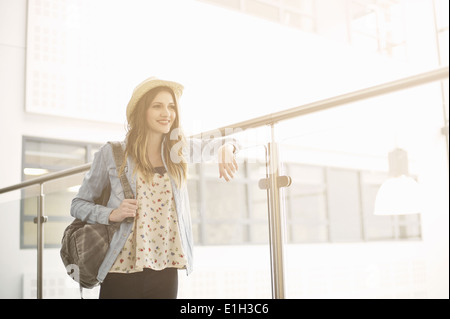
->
xmin=374 ymin=148 xmax=421 ymax=215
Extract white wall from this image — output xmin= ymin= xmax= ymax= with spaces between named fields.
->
xmin=0 ymin=0 xmax=448 ymax=299
xmin=0 ymin=0 xmax=124 ymax=298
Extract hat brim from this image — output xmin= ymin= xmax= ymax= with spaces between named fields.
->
xmin=126 ymin=77 xmax=184 ymax=122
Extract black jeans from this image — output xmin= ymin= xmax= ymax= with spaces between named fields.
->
xmin=99 ymin=268 xmax=178 ymax=299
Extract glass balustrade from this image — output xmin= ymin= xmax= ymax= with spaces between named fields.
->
xmin=276 ymin=81 xmax=448 ymax=298
xmin=40 ymin=172 xmax=101 ymax=298
xmin=178 ymin=126 xmax=273 ymax=298
xmin=0 ymin=186 xmax=39 ymax=298
xmin=1 ymin=126 xmax=277 ymax=299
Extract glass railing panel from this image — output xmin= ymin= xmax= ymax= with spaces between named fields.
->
xmin=40 ymin=172 xmax=101 ymax=298
xmin=12 ymin=126 xmax=274 ymax=299
xmin=178 ymin=127 xmax=273 ymax=298
xmin=0 ymin=186 xmax=39 ymax=298
xmin=284 ymin=164 xmax=328 ymax=243
xmin=276 ymin=81 xmax=448 ymax=298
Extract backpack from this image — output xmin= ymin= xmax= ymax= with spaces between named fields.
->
xmin=60 ymin=141 xmax=133 ymax=293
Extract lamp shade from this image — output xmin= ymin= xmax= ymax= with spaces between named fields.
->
xmin=374 ymin=175 xmax=421 ymax=215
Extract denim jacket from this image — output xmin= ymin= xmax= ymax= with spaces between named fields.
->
xmin=71 ymin=136 xmax=238 ymax=283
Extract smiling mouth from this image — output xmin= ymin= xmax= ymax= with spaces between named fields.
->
xmin=157 ymin=120 xmax=171 ymax=125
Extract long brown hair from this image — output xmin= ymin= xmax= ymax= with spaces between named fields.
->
xmin=122 ymin=86 xmax=187 ymax=188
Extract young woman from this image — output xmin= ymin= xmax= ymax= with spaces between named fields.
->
xmin=71 ymin=77 xmax=239 ymax=298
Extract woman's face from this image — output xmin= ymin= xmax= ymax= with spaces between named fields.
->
xmin=146 ymin=90 xmax=177 ymax=135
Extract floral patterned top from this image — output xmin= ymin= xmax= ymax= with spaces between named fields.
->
xmin=110 ymin=167 xmax=187 ymax=273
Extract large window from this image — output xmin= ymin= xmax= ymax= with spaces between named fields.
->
xmin=285 ymin=164 xmax=421 ymax=243
xmin=21 ymin=137 xmax=101 ymax=248
xmin=191 ymin=160 xmax=422 ymax=245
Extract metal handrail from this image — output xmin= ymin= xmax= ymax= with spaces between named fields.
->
xmin=1 ymin=66 xmax=448 ymax=194
xmin=0 ymin=163 xmax=91 ymax=194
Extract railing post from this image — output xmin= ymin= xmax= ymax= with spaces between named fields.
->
xmin=36 ymin=183 xmax=45 ymax=299
xmin=264 ymin=124 xmax=290 ymax=299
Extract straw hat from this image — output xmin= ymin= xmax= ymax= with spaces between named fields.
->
xmin=126 ymin=76 xmax=184 ymax=122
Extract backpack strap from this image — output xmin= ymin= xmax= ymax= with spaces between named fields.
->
xmin=108 ymin=141 xmax=134 ymax=199
xmin=109 ymin=141 xmax=135 ymax=224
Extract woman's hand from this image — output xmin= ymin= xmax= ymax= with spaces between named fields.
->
xmin=218 ymin=144 xmax=238 ymax=182
xmin=109 ymin=199 xmax=138 ymax=223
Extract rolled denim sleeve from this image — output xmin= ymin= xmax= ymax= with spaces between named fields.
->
xmin=70 ymin=144 xmax=112 ymax=225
